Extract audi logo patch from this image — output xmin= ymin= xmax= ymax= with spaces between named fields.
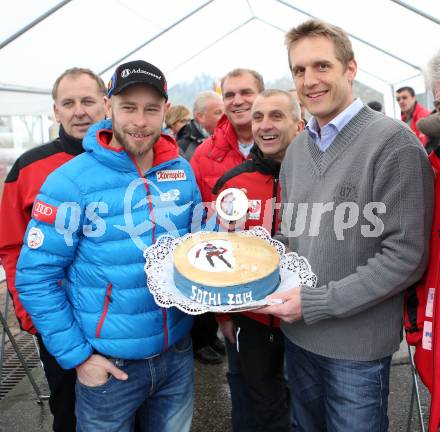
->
xmin=32 ymin=200 xmax=57 ymax=224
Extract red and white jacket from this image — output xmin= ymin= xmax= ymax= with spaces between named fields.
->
xmin=0 ymin=127 xmax=83 ymax=334
xmin=404 ymin=150 xmax=440 ymax=431
xmin=212 ymin=146 xmax=281 ymax=327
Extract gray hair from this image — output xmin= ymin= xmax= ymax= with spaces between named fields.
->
xmin=425 ymin=50 xmax=440 ymax=93
xmin=257 ymin=89 xmax=301 ymax=122
xmin=193 ymin=91 xmax=222 ymax=115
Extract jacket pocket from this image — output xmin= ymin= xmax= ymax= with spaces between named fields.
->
xmin=96 ymin=283 xmax=113 ymax=338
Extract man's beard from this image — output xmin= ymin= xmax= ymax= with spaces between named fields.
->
xmin=113 ymin=123 xmax=160 ymax=157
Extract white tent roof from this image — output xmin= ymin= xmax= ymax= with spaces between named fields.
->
xmin=1 ymin=0 xmax=439 ymax=116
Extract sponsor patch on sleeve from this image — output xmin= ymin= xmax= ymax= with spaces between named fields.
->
xmin=425 ymin=288 xmax=435 ymax=318
xmin=27 ymin=227 xmax=44 ymax=249
xmin=156 ymin=170 xmax=187 ymax=182
xmin=32 ymin=200 xmax=57 ymax=224
xmin=422 ymin=320 xmax=433 ymax=351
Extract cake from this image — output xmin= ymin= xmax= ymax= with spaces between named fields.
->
xmin=173 ymin=232 xmax=280 ymax=306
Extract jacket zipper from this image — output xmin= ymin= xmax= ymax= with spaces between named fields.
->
xmin=96 ymin=283 xmax=113 ymax=338
xmin=130 ymin=156 xmax=168 ymax=349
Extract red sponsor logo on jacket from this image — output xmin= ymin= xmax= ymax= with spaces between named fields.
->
xmin=32 ymin=200 xmax=57 ymax=224
xmin=156 ymin=170 xmax=186 ymax=182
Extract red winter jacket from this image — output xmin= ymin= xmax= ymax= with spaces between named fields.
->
xmin=404 ymin=150 xmax=440 ymax=431
xmin=212 ymin=146 xmax=281 ymax=327
xmin=402 ymin=102 xmax=431 ymax=146
xmin=191 ymin=114 xmax=249 ymax=205
xmin=0 ymin=127 xmax=83 ymax=334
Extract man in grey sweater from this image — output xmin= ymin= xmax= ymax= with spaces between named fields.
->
xmin=256 ymin=19 xmax=434 ymax=431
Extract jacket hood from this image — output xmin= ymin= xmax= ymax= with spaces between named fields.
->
xmin=83 ymin=119 xmax=180 ymax=172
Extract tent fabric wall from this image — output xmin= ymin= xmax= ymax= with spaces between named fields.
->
xmin=0 ymin=0 xmax=438 ymax=117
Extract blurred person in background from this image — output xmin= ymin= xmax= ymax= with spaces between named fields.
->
xmin=416 ymin=55 xmax=440 ymax=155
xmin=417 ymin=100 xmax=440 ymax=155
xmin=396 ymin=86 xmax=430 ymax=145
xmin=0 ymin=67 xmax=107 ymax=432
xmin=165 ymin=104 xmax=191 ymax=137
xmin=177 ymin=90 xmax=224 ymax=160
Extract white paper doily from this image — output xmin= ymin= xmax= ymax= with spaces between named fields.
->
xmin=143 ymin=226 xmax=317 ymax=315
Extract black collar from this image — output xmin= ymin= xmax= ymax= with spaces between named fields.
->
xmin=57 ymin=125 xmax=85 ymax=156
xmin=213 ymin=146 xmax=281 ymax=195
xmin=250 ymin=146 xmax=281 ymax=177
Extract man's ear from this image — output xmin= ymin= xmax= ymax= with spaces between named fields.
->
xmin=194 ymin=111 xmax=203 ymax=124
xmin=297 ymin=119 xmax=305 ymax=133
xmin=53 ymin=103 xmax=60 ymax=123
xmin=346 ymin=59 xmax=357 ymax=83
xmin=104 ymin=96 xmax=112 ymax=119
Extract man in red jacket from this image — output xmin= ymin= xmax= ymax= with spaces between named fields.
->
xmin=396 ymin=86 xmax=430 ymax=145
xmin=0 ymin=67 xmax=106 ymax=432
xmin=404 ymin=51 xmax=440 ymax=432
xmin=213 ymin=89 xmax=303 ymax=432
xmin=191 ymin=68 xmax=264 ymax=429
xmin=191 ymin=68 xmax=264 ymax=203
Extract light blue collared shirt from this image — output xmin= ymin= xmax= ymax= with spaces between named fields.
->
xmin=306 ymin=98 xmax=364 ymax=152
xmin=238 ymin=141 xmax=253 ymax=158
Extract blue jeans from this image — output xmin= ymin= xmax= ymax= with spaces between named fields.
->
xmin=225 ymin=339 xmax=256 ymax=432
xmin=284 ymin=338 xmax=391 ymax=432
xmin=75 ymin=335 xmax=194 ymax=432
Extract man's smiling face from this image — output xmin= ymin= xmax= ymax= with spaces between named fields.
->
xmin=222 ymin=72 xmax=260 ymax=130
xmin=289 ymin=36 xmax=357 ymax=128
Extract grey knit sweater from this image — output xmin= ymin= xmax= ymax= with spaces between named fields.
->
xmin=279 ymin=106 xmax=434 ymax=361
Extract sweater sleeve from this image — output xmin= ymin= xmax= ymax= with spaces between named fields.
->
xmin=301 ymin=131 xmax=435 ymax=324
xmin=15 ymin=169 xmax=93 ymax=369
xmin=272 ymin=163 xmax=290 ymax=249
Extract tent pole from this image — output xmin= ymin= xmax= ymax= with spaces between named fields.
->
xmin=275 ymin=0 xmax=421 ymax=71
xmin=390 ymin=0 xmax=440 ymax=26
xmin=99 ymin=0 xmax=216 ymax=76
xmin=0 ymin=0 xmax=72 ymax=51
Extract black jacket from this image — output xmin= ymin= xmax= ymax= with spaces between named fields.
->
xmin=177 ymin=119 xmax=208 ymax=161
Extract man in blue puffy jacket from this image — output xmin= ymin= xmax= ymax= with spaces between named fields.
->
xmin=15 ymin=60 xmax=202 ymax=432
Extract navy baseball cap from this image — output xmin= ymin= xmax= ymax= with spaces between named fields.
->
xmin=107 ymin=60 xmax=168 ymax=100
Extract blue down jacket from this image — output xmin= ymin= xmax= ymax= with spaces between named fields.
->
xmin=16 ymin=119 xmax=201 ymax=369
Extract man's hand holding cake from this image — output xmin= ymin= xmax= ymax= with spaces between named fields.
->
xmin=254 ymin=287 xmax=303 ymax=323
